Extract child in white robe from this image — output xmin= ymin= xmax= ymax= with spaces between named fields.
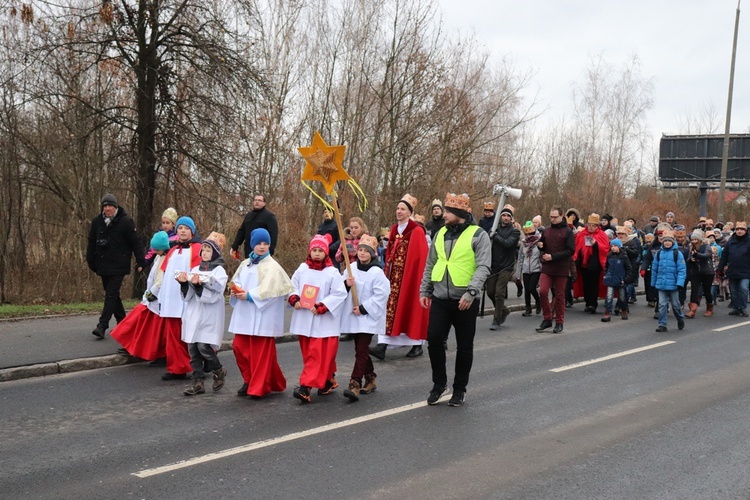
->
xmin=228 ymin=228 xmax=293 ymax=398
xmin=289 ymin=234 xmax=347 ymax=403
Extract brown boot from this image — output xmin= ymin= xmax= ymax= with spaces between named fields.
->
xmin=183 ymin=379 xmax=205 ymax=396
xmin=212 ymin=366 xmax=227 ymax=391
xmin=704 ymin=303 xmax=714 ymax=317
xmin=360 ymin=375 xmax=377 ymax=394
xmin=343 ymin=380 xmax=360 ymax=401
xmin=621 ymin=309 xmax=629 ymax=320
xmin=685 ymin=302 xmax=698 ymax=318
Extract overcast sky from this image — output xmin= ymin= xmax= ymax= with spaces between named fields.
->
xmin=436 ymin=0 xmax=749 ymax=145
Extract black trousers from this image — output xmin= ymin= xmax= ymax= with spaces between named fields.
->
xmin=522 ymin=272 xmax=541 ymax=309
xmin=189 ymin=342 xmax=222 ymax=380
xmin=427 ymin=297 xmax=479 ymax=393
xmin=98 ymin=274 xmax=126 ymax=329
xmin=580 ymin=268 xmax=601 ymax=310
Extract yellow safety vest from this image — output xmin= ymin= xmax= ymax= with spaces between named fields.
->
xmin=431 ymin=225 xmax=480 ymax=286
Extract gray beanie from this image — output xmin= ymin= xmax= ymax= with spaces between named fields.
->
xmin=101 ymin=193 xmax=118 ymax=208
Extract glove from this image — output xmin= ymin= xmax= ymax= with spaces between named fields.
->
xmin=640 ymin=269 xmax=646 ymax=278
xmin=314 ymin=302 xmax=329 ymax=315
xmin=145 ymin=291 xmax=157 ymax=302
xmin=288 ymin=295 xmax=300 ymax=307
xmin=230 ymin=248 xmax=240 ymax=260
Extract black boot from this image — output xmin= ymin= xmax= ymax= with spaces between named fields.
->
xmin=369 ymin=343 xmax=387 ymax=360
xmin=405 ymin=345 xmax=423 ymax=358
xmin=522 ymin=307 xmax=532 ymax=317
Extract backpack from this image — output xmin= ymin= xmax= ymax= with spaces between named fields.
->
xmin=656 ymin=249 xmax=678 ymax=264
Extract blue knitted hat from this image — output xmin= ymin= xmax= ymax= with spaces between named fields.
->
xmin=175 ymin=216 xmax=196 ymax=235
xmin=250 ymin=228 xmax=271 ymax=248
xmin=610 ymin=238 xmax=622 ymax=248
xmin=150 ymin=231 xmax=170 ymax=251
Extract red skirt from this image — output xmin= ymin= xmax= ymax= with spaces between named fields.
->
xmin=162 ymin=317 xmax=192 ymax=375
xmin=233 ymin=335 xmax=286 ymax=397
xmin=110 ymin=303 xmax=166 ymax=361
xmin=297 ymin=336 xmax=338 ymax=389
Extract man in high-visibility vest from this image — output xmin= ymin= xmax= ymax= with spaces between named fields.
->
xmin=419 ymin=193 xmax=491 ymax=407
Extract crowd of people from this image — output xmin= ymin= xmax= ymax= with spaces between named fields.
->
xmin=87 ymin=192 xmax=750 ymax=407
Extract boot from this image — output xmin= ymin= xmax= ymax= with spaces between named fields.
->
xmin=621 ymin=309 xmax=629 ymax=320
xmin=360 ymin=375 xmax=377 ymax=394
xmin=212 ymin=366 xmax=227 ymax=391
xmin=343 ymin=379 xmax=360 ymax=401
xmin=183 ymin=379 xmax=205 ymax=396
xmin=536 ymin=302 xmax=542 ymax=315
xmin=704 ymin=303 xmax=714 ymax=317
xmin=685 ymin=302 xmax=698 ymax=318
xmin=522 ymin=307 xmax=532 ymax=317
xmin=369 ymin=343 xmax=387 ymax=360
xmin=601 ymin=311 xmax=611 ymax=322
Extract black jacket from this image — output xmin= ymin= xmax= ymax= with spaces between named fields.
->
xmin=490 ymin=223 xmax=521 ymax=273
xmin=86 ymin=207 xmax=145 ymax=276
xmin=231 ymin=207 xmax=279 ymax=257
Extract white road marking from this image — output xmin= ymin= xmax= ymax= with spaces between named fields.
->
xmin=133 ymin=394 xmax=451 ymax=478
xmin=713 ymin=321 xmax=750 ymax=332
xmin=550 ymin=341 xmax=676 ymax=373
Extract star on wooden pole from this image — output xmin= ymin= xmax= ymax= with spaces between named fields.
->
xmin=298 ymin=131 xmax=349 ymax=194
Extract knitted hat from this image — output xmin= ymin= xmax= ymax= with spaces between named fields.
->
xmin=503 ymin=203 xmax=515 ymax=214
xmin=150 ymin=231 xmax=170 ymax=251
xmin=690 ymin=230 xmax=704 ymax=241
xmin=483 ymin=201 xmax=495 ymax=211
xmin=250 ymin=228 xmax=271 ymax=248
xmin=601 ymin=213 xmax=614 ymax=222
xmin=650 ymin=216 xmax=659 ymax=222
xmin=610 ymin=238 xmax=622 ymax=248
xmin=309 ymin=233 xmax=332 ymax=254
xmin=673 ymin=225 xmax=686 ymax=237
xmin=500 ymin=207 xmax=514 ymax=217
xmin=161 ymin=207 xmax=178 ymax=224
xmin=666 ymin=211 xmax=675 ymax=218
xmin=399 ymin=194 xmax=418 ymax=213
xmin=202 ymin=239 xmax=222 ymax=258
xmin=431 ymin=199 xmax=443 ymax=210
xmin=101 ymin=193 xmax=118 ymax=208
xmin=522 ymin=221 xmax=535 ymax=234
xmin=175 ymin=216 xmax=196 ymax=235
xmin=205 ymin=231 xmax=226 ymax=252
xmin=587 ymin=213 xmax=600 ymax=225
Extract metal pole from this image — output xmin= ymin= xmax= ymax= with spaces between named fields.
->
xmin=718 ymin=0 xmax=741 ymax=222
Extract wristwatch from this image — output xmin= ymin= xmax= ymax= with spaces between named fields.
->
xmin=468 ymin=289 xmax=477 ymax=297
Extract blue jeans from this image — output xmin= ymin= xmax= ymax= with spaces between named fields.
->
xmin=604 ymin=286 xmax=627 ymax=314
xmin=728 ymin=278 xmax=750 ymax=312
xmin=658 ymin=289 xmax=684 ymax=327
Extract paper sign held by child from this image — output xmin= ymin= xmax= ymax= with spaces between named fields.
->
xmin=299 ymin=284 xmax=320 ymax=309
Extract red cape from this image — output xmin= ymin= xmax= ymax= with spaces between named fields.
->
xmin=160 ymin=242 xmax=203 ymax=272
xmin=573 ymin=228 xmax=610 ymax=299
xmin=384 ymin=219 xmax=429 ymax=340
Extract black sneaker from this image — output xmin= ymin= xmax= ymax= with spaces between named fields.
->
xmin=427 ymin=386 xmax=447 ymax=405
xmin=677 ymin=319 xmax=685 ymax=330
xmin=741 ymin=310 xmax=750 ymax=318
xmin=116 ymin=347 xmax=129 ymax=355
xmin=522 ymin=308 xmax=532 ymax=317
xmin=499 ymin=308 xmax=510 ymax=325
xmin=161 ymin=372 xmax=187 ymax=381
xmin=535 ymin=320 xmax=553 ymax=332
xmin=148 ymin=357 xmax=167 ymax=367
xmin=448 ymin=391 xmax=466 ymax=407
xmin=489 ymin=321 xmax=500 ymax=331
xmin=405 ymin=345 xmax=423 ymax=358
xmin=369 ymin=343 xmax=387 ymax=360
xmin=293 ymin=386 xmax=312 ymax=403
xmin=237 ymin=383 xmax=249 ymax=396
xmin=91 ymin=326 xmax=106 ymax=339
xmin=317 ymin=378 xmax=339 ymax=395
xmin=655 ymin=325 xmax=668 ymax=332
xmin=552 ymin=323 xmax=563 ymax=334
xmin=729 ymin=309 xmax=741 ymax=316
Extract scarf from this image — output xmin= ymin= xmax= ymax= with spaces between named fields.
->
xmin=306 ymin=256 xmax=333 ymax=270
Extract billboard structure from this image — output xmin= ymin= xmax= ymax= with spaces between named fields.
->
xmin=659 ymin=134 xmax=750 ymax=184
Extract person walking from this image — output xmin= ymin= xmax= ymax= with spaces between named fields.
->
xmin=536 ymin=207 xmax=575 ymax=334
xmin=717 ymin=221 xmax=750 ymax=317
xmin=419 ymin=193 xmax=491 ymax=407
xmin=86 ymin=193 xmax=146 ymax=339
xmin=485 ymin=206 xmax=520 ymax=330
xmin=230 ymin=194 xmax=279 ymax=258
xmin=651 ymin=230 xmax=687 ymax=332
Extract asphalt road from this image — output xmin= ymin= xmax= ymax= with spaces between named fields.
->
xmin=3 ymin=304 xmax=750 ymax=499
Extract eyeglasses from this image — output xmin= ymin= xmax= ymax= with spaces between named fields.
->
xmin=549 ymin=214 xmax=562 ymax=219
xmin=736 ymin=227 xmax=747 ymax=231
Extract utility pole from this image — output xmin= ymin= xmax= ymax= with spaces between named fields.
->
xmin=718 ymin=0 xmax=741 ymax=222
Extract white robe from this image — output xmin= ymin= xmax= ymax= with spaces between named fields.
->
xmin=340 ymin=265 xmax=391 ymax=335
xmin=159 ymin=246 xmax=199 ymax=318
xmin=289 ymin=264 xmax=347 ymax=338
xmin=228 ymin=262 xmax=289 ymax=337
xmin=180 ymin=264 xmax=228 ymax=348
xmin=143 ymin=254 xmax=165 ymax=315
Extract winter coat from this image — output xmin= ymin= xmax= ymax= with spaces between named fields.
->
xmin=231 ymin=207 xmax=279 ymax=257
xmin=718 ymin=232 xmax=750 ymax=279
xmin=621 ymin=235 xmax=642 ymax=282
xmin=603 ymin=251 xmax=633 ymax=287
xmin=539 ymin=221 xmax=575 ymax=276
xmin=650 ymin=243 xmax=687 ymax=291
xmin=478 ymin=214 xmax=495 ymax=234
xmin=317 ymin=218 xmax=341 ymax=261
xmin=490 ymin=223 xmax=521 ymax=273
xmin=86 ymin=206 xmax=145 ymax=276
xmin=686 ymin=244 xmax=714 ymax=277
xmin=517 ymin=233 xmax=542 ymax=275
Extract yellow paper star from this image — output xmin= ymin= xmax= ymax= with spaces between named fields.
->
xmin=298 ymin=131 xmax=349 ymax=194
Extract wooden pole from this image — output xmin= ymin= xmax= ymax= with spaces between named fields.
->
xmin=331 ymin=192 xmax=359 ymax=307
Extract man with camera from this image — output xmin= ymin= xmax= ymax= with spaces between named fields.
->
xmin=86 ymin=194 xmax=145 ymax=339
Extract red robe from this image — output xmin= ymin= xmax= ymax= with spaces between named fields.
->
xmin=384 ymin=219 xmax=429 ymax=340
xmin=573 ymin=227 xmax=610 ymax=299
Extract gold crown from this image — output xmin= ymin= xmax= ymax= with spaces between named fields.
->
xmin=444 ymin=193 xmax=470 ymax=211
xmin=358 ymin=234 xmax=378 ymax=251
xmin=483 ymin=201 xmax=495 ymax=210
xmin=414 ymin=214 xmax=425 ymax=224
xmin=205 ymin=231 xmax=226 ymax=251
xmin=587 ymin=213 xmax=600 ymax=224
xmin=401 ymin=193 xmax=418 ymax=211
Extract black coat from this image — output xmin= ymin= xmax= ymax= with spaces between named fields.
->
xmin=231 ymin=207 xmax=279 ymax=257
xmin=490 ymin=223 xmax=521 ymax=273
xmin=86 ymin=207 xmax=145 ymax=276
